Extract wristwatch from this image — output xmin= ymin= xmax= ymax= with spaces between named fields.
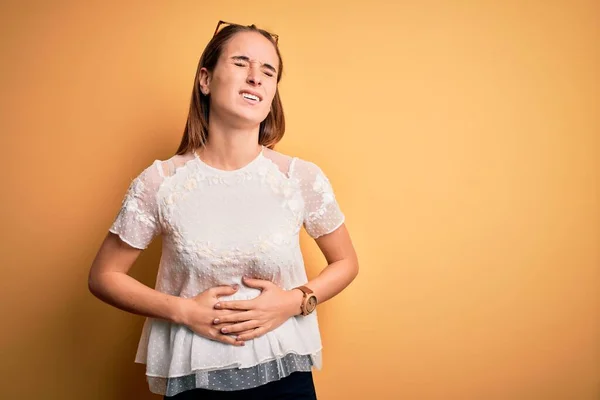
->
xmin=293 ymin=285 xmax=318 ymax=316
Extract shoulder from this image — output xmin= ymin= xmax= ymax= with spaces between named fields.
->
xmin=121 ymin=160 xmax=164 ymax=199
xmin=126 ymin=152 xmax=191 ymax=189
xmin=262 ymin=146 xmax=294 ymax=172
xmin=288 ymin=157 xmax=328 ymax=182
xmin=124 ymin=160 xmax=160 ymax=183
xmin=117 ymin=153 xmax=197 ymax=201
xmin=127 ymin=152 xmax=197 ymax=183
xmin=263 ymin=147 xmax=324 ymax=176
xmin=290 ymin=157 xmax=321 ymax=174
xmin=156 ymin=152 xmax=196 ymax=178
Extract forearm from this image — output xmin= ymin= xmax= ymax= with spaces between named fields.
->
xmin=305 ymin=256 xmax=359 ymax=305
xmin=89 ymin=272 xmax=187 ymax=325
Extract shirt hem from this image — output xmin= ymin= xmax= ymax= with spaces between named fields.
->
xmin=108 ymin=228 xmax=147 ymax=249
xmin=137 ymin=348 xmax=323 ymax=378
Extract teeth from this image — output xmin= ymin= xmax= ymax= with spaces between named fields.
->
xmin=242 ymin=93 xmax=260 ymax=101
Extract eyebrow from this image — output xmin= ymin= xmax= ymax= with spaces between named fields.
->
xmin=230 ymin=55 xmax=277 ymax=74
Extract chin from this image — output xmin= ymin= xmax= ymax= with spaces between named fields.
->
xmin=231 ymin=110 xmax=270 ymax=128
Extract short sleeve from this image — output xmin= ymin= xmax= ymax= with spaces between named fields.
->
xmin=294 ymin=159 xmax=345 ymax=239
xmin=109 ymin=161 xmax=163 ymax=249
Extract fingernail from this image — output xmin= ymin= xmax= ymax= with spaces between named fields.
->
xmin=221 ymin=328 xmax=228 ymax=333
xmin=215 ymin=303 xmax=221 ymax=309
xmin=213 ymin=318 xmax=220 ymax=324
xmin=232 ymin=284 xmax=239 ymax=290
xmin=240 ymin=341 xmax=245 ymax=346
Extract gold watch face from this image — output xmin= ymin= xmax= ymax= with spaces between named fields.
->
xmin=306 ymin=296 xmax=317 ymax=313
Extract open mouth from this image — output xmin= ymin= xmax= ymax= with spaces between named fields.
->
xmin=240 ymin=91 xmax=262 ymax=103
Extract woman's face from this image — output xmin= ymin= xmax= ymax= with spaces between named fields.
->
xmin=202 ymin=31 xmax=280 ymax=129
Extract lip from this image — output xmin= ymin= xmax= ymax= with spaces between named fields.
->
xmin=239 ymin=89 xmax=263 ymax=102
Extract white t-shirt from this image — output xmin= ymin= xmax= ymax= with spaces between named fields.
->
xmin=109 ymin=146 xmax=345 ymax=396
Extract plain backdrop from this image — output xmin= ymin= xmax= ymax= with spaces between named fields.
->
xmin=1 ymin=1 xmax=598 ymax=399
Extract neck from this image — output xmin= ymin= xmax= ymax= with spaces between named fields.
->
xmin=198 ymin=116 xmax=263 ymax=171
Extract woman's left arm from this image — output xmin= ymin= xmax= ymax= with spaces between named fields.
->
xmin=213 ymin=223 xmax=358 ymax=341
xmin=297 ymin=223 xmax=359 ymax=305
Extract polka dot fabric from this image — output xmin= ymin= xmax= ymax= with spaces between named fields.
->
xmin=294 ymin=159 xmax=346 ymax=239
xmin=154 ymin=353 xmax=313 ymax=396
xmin=109 ymin=161 xmax=162 ymax=249
xmin=108 ymin=147 xmax=345 ymax=396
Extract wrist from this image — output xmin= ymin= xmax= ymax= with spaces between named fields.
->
xmin=170 ymin=296 xmax=191 ymax=325
xmin=287 ymin=288 xmax=304 ymax=317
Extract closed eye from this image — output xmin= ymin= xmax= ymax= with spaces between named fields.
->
xmin=230 ymin=55 xmax=277 ymax=76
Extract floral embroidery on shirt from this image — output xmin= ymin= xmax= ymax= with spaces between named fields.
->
xmin=121 ymin=177 xmax=157 ymax=227
xmin=257 ymin=163 xmax=304 ymax=227
xmin=108 ymin=152 xmax=344 ymax=396
xmin=161 ymin=170 xmax=206 ymax=210
xmin=170 ymin=228 xmax=294 ymax=270
xmin=306 ymin=172 xmax=336 ymax=224
xmin=183 ymin=177 xmax=198 ymax=191
xmin=233 ymin=171 xmax=253 ymax=185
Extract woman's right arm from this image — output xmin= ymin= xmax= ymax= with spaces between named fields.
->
xmin=88 ymin=232 xmax=244 ymax=346
xmin=88 ymin=232 xmax=188 ymax=324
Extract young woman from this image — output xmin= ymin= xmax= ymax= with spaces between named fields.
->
xmin=88 ymin=21 xmax=359 ymax=400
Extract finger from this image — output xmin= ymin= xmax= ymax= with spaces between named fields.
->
xmin=212 ymin=321 xmax=252 ymax=330
xmin=221 ymin=335 xmax=246 ymax=347
xmin=220 ymin=321 xmax=259 ymax=334
xmin=215 ymin=309 xmax=245 ymax=317
xmin=211 ymin=330 xmax=245 ymax=346
xmin=213 ymin=311 xmax=254 ymax=325
xmin=210 ymin=284 xmax=239 ymax=297
xmin=234 ymin=328 xmax=256 ymax=337
xmin=236 ymin=326 xmax=265 ymax=341
xmin=215 ymin=300 xmax=254 ymax=311
xmin=242 ymin=277 xmax=272 ymax=290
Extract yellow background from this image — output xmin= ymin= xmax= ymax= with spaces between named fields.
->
xmin=1 ymin=1 xmax=598 ymax=399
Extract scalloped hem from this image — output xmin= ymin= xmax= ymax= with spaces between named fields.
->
xmin=146 ymin=353 xmax=316 ymax=396
xmin=108 ymin=228 xmax=147 ymax=250
xmin=310 ymin=214 xmax=346 ymax=239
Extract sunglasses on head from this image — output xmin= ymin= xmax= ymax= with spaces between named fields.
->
xmin=213 ymin=20 xmax=279 ymax=45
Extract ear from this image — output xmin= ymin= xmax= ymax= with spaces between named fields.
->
xmin=199 ymin=67 xmax=211 ymax=95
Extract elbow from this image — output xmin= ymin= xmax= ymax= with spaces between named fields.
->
xmin=349 ymin=254 xmax=360 ymax=281
xmin=353 ymin=261 xmax=360 ymax=280
xmin=87 ymin=271 xmax=104 ymax=299
xmin=87 ymin=276 xmax=98 ymax=298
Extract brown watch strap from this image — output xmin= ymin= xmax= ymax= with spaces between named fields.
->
xmin=293 ymin=285 xmax=316 ymax=316
xmin=295 ymin=285 xmax=313 ymax=295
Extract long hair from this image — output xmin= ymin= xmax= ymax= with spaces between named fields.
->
xmin=176 ymin=24 xmax=285 ymax=155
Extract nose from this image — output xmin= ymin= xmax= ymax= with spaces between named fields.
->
xmin=246 ymin=64 xmax=262 ymax=86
